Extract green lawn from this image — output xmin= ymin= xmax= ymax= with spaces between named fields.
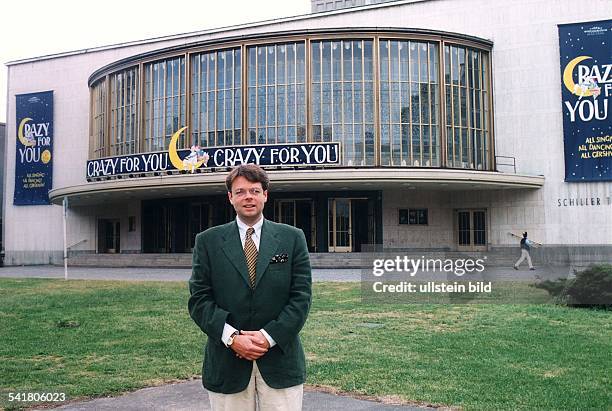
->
xmin=0 ymin=278 xmax=610 ymax=410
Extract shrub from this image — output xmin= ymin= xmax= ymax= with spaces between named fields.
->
xmin=533 ymin=264 xmax=612 ymax=309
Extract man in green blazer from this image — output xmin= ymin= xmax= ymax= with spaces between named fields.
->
xmin=188 ymin=164 xmax=312 ymax=410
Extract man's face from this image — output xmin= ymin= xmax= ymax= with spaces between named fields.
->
xmin=228 ymin=176 xmax=268 ymax=225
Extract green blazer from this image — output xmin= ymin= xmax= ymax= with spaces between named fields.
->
xmin=188 ymin=219 xmax=312 ymax=394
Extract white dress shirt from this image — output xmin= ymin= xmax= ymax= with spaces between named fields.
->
xmin=222 ymin=216 xmax=276 ymax=348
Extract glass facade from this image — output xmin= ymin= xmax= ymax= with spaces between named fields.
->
xmin=247 ymin=42 xmax=306 ymax=145
xmin=379 ymin=40 xmax=439 ymax=167
xmin=90 ymin=79 xmax=106 ymax=158
xmin=311 ymin=40 xmax=374 ymax=165
xmin=144 ymin=56 xmax=186 ymax=152
xmin=444 ymin=44 xmax=490 ymax=169
xmin=109 ymin=67 xmax=139 ymax=155
xmin=191 ymin=48 xmax=242 ymax=147
xmin=90 ymin=31 xmax=493 ymax=170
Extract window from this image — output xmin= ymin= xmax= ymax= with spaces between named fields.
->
xmin=191 ymin=48 xmax=242 ymax=147
xmin=144 ymin=56 xmax=186 ymax=152
xmin=247 ymin=42 xmax=306 ymax=145
xmin=109 ymin=67 xmax=139 ymax=155
xmin=444 ymin=45 xmax=490 ymax=169
xmin=379 ymin=40 xmax=439 ymax=167
xmin=399 ymin=208 xmax=428 ymax=225
xmin=311 ymin=39 xmax=375 ymax=165
xmin=91 ymin=79 xmax=106 ymax=158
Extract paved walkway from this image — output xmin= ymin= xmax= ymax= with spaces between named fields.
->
xmin=39 ymin=381 xmax=432 ymax=410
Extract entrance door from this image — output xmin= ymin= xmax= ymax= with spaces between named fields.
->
xmin=456 ymin=209 xmax=487 ymax=251
xmin=97 ymin=219 xmax=120 ymax=253
xmin=328 ymin=199 xmax=352 ymax=252
xmin=275 ymin=199 xmax=316 ymax=252
xmin=188 ymin=203 xmax=212 ymax=251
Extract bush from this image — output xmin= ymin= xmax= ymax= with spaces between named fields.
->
xmin=533 ymin=264 xmax=612 ymax=309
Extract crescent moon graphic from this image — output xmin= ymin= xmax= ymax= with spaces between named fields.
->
xmin=563 ymin=55 xmax=592 ymax=97
xmin=168 ymin=126 xmax=206 ymax=171
xmin=168 ymin=127 xmax=189 ymax=170
xmin=18 ymin=117 xmax=35 ymax=147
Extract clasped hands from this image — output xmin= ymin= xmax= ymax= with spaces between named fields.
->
xmin=231 ymin=330 xmax=270 ymax=361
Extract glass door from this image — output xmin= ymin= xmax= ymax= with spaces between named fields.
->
xmin=329 ymin=199 xmax=352 ymax=252
xmin=456 ymin=209 xmax=487 ymax=251
xmin=97 ymin=219 xmax=120 ymax=253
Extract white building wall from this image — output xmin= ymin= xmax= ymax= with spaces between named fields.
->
xmin=3 ymin=0 xmax=611 ymax=264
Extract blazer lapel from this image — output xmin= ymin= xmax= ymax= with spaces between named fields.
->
xmin=220 ymin=221 xmax=251 ymax=287
xmin=254 ymin=219 xmax=280 ymax=289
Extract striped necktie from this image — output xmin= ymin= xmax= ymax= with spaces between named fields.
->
xmin=244 ymin=227 xmax=258 ymax=288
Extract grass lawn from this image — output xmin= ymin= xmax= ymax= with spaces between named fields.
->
xmin=0 ymin=278 xmax=610 ymax=410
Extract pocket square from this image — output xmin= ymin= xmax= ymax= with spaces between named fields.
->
xmin=270 ymin=253 xmax=288 ymax=264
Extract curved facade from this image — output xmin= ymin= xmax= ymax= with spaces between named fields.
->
xmin=88 ymin=29 xmax=493 ymax=171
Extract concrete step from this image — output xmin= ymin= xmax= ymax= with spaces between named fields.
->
xmin=66 ymin=250 xmax=523 ymax=269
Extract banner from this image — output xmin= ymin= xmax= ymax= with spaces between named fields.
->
xmin=558 ymin=20 xmax=611 ymax=182
xmin=87 ymin=140 xmax=340 ymax=178
xmin=14 ymin=91 xmax=54 ymax=205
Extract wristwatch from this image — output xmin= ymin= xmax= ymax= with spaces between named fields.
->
xmin=227 ymin=331 xmax=239 ymax=347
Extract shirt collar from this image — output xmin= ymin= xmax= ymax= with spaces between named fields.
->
xmin=236 ymin=215 xmax=264 ymax=234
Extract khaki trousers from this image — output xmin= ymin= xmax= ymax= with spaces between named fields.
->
xmin=514 ymin=249 xmax=533 ymax=269
xmin=207 ymin=361 xmax=303 ymax=411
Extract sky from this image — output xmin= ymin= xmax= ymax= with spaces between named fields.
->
xmin=0 ymin=0 xmax=311 ymax=123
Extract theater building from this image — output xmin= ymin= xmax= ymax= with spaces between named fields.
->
xmin=3 ymin=0 xmax=611 ymax=266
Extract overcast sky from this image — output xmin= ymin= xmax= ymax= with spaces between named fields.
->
xmin=0 ymin=0 xmax=311 ymax=123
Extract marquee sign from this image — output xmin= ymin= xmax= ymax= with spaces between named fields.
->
xmin=558 ymin=19 xmax=611 ymax=182
xmin=87 ymin=127 xmax=340 ymax=178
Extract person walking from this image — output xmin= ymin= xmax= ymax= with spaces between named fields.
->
xmin=514 ymin=231 xmax=538 ymax=270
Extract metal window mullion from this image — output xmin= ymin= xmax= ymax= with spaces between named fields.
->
xmin=479 ymin=51 xmax=485 ymax=169
xmin=185 ymin=54 xmax=191 ymax=148
xmin=361 ymin=40 xmax=366 ymax=164
xmin=409 ymin=42 xmax=415 ymax=165
xmin=465 ymin=48 xmax=472 ymax=168
xmin=213 ymin=54 xmax=218 ymax=141
xmin=398 ymin=41 xmax=404 ymax=165
xmin=274 ymin=46 xmax=278 ymax=144
xmin=386 ymin=40 xmax=392 ymax=164
xmin=161 ymin=62 xmax=166 ymax=151
xmin=339 ymin=41 xmax=344 ymax=164
xmin=418 ymin=43 xmax=423 ymax=166
xmin=373 ymin=36 xmax=380 ymax=166
xmin=123 ymin=72 xmax=127 ymax=155
xmin=294 ymin=43 xmax=298 ymax=140
xmin=438 ymin=41 xmax=447 ymax=167
xmin=284 ymin=44 xmax=289 ymax=140
xmin=449 ymin=47 xmax=456 ymax=167
xmin=428 ymin=45 xmax=433 ymax=166
xmin=330 ymin=43 xmax=335 ymax=143
xmin=196 ymin=55 xmax=201 ymax=146
xmin=305 ymin=40 xmax=310 ymax=143
xmin=104 ymin=74 xmax=111 ymax=157
xmin=319 ymin=42 xmax=324 ymax=143
xmin=351 ymin=41 xmax=356 ymax=164
xmin=242 ymin=46 xmax=247 ymax=145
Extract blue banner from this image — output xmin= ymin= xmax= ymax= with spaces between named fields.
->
xmin=558 ymin=20 xmax=611 ymax=182
xmin=14 ymin=91 xmax=54 ymax=205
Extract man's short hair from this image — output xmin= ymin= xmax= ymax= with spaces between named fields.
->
xmin=523 ymin=232 xmax=528 ymax=237
xmin=225 ymin=164 xmax=270 ymax=192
